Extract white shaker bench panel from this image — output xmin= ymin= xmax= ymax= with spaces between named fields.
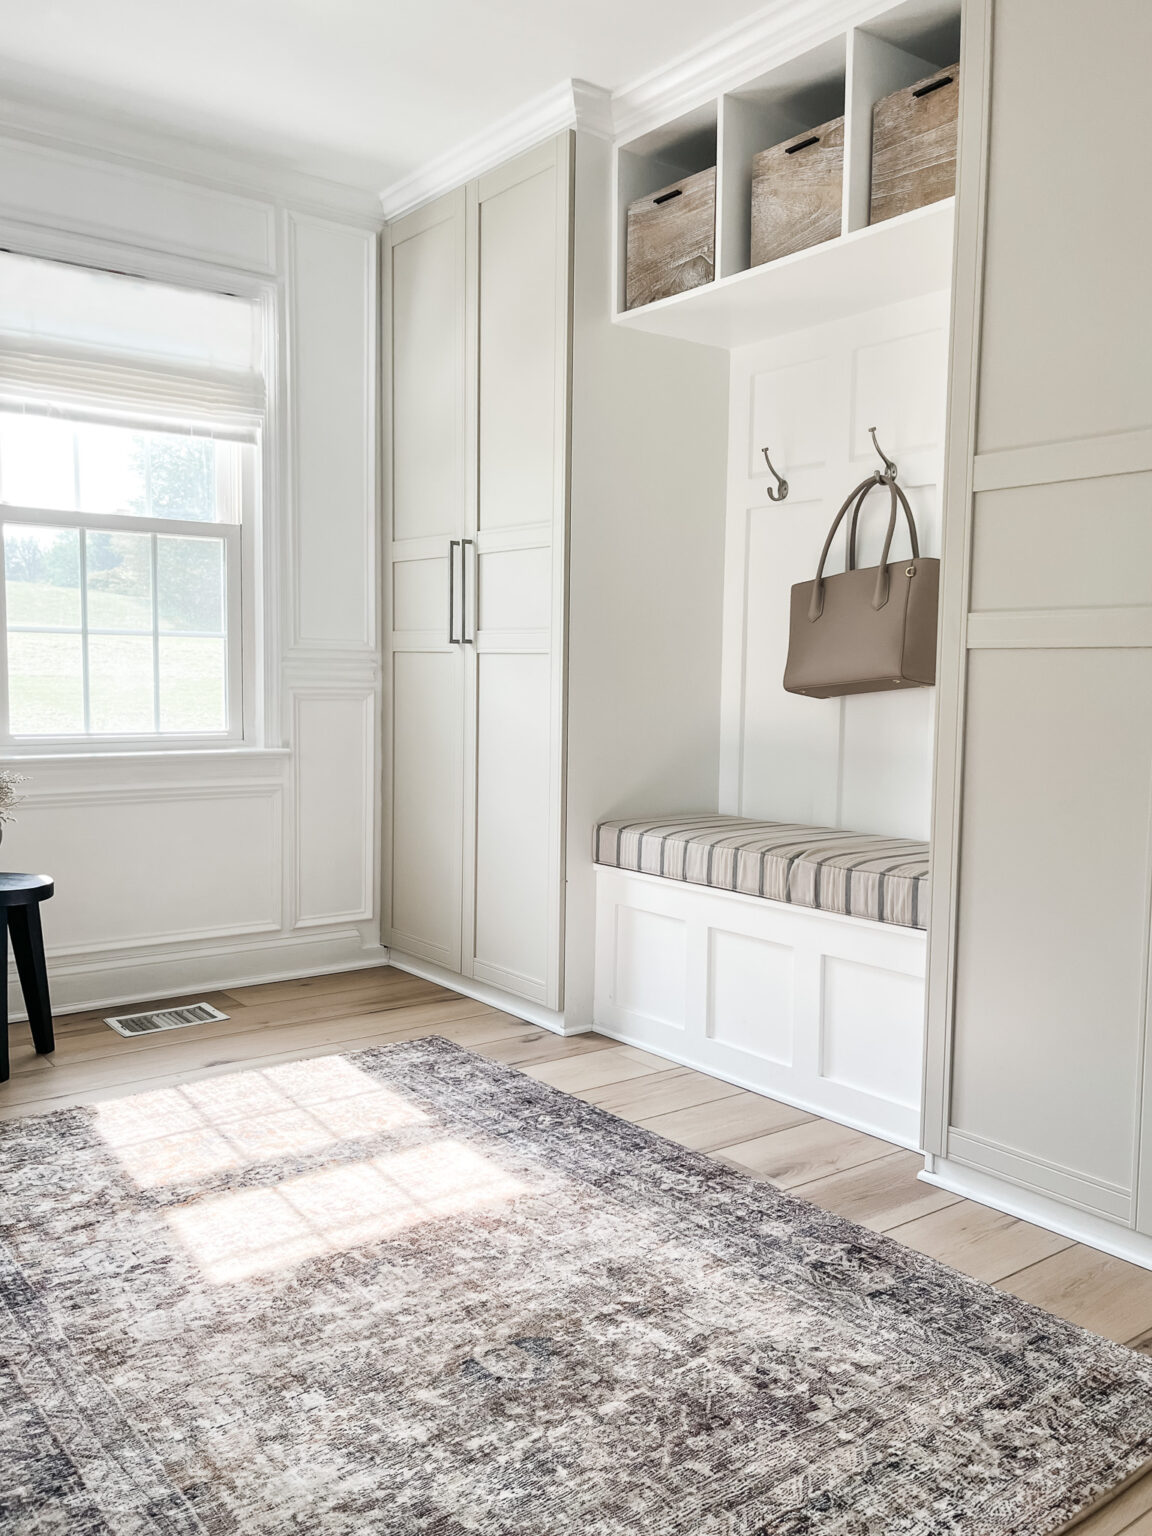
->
xmin=593 ymin=866 xmax=927 ymax=1147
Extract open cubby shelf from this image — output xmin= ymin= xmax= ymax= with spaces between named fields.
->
xmin=612 ymin=0 xmax=962 ymax=347
xmin=616 ymin=196 xmax=954 ymax=349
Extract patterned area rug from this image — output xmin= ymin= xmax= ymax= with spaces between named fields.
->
xmin=3 ymin=1037 xmax=1152 ymax=1534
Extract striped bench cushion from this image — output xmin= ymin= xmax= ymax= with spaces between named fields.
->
xmin=594 ymin=815 xmax=929 ymax=930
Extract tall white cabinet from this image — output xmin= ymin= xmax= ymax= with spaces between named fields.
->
xmin=385 ymin=138 xmax=571 ymax=1009
xmin=924 ymin=0 xmax=1152 ymax=1257
xmin=384 ymin=132 xmax=730 ymax=1024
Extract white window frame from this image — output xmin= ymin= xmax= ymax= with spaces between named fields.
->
xmin=0 ymin=412 xmax=257 ymax=753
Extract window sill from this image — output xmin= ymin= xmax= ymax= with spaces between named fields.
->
xmin=0 ymin=746 xmax=291 ymax=766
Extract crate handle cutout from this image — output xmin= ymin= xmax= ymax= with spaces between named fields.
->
xmin=912 ymin=76 xmax=953 ymax=98
xmin=785 ymin=136 xmax=821 ymax=154
xmin=653 ymin=189 xmax=683 ymax=205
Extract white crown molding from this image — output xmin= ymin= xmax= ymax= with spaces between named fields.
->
xmin=379 ymin=78 xmax=612 ymax=222
xmin=611 ymin=0 xmax=885 ymax=142
xmin=379 ymin=0 xmax=901 ymax=220
xmin=0 ymin=92 xmax=386 ymax=227
xmin=571 ymin=79 xmax=617 ymax=141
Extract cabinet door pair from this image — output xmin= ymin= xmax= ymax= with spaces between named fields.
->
xmin=384 ymin=135 xmax=572 ymax=1010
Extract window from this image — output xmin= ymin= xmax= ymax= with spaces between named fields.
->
xmin=0 ymin=414 xmax=248 ymax=738
xmin=0 ymin=253 xmax=265 ymax=751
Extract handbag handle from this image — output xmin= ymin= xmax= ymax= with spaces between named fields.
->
xmin=846 ymin=477 xmax=920 ymax=572
xmin=808 ymin=475 xmax=920 ymax=621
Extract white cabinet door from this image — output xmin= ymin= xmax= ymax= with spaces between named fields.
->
xmin=925 ymin=0 xmax=1152 ymax=1227
xmin=385 ymin=190 xmax=467 ymax=967
xmin=389 ymin=649 xmax=465 ymax=967
xmin=461 ymin=137 xmax=572 ymax=1008
xmin=390 ymin=190 xmax=467 ymax=545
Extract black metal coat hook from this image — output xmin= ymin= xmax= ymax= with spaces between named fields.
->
xmin=761 ymin=446 xmax=789 ymax=501
xmin=869 ymin=426 xmax=898 ymax=482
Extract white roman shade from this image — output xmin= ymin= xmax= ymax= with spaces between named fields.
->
xmin=0 ymin=252 xmax=265 ymax=440
xmin=0 ymin=346 xmax=265 ymax=441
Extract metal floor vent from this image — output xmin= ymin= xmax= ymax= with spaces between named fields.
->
xmin=104 ymin=1002 xmax=230 ymax=1038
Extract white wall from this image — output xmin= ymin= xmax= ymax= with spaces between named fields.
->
xmin=563 ymin=133 xmax=729 ymax=1029
xmin=718 ymin=290 xmax=950 ymax=840
xmin=0 ymin=123 xmax=384 ymax=1012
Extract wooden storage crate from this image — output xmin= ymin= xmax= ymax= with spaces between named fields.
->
xmin=625 ymin=166 xmax=716 ymax=310
xmin=870 ymin=63 xmax=960 ymax=224
xmin=751 ymin=116 xmax=844 ymax=267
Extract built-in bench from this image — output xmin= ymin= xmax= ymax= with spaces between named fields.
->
xmin=594 ymin=817 xmax=929 ymax=930
xmin=593 ymin=815 xmax=929 ymax=1147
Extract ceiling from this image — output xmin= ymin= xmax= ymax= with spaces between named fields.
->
xmin=0 ymin=0 xmax=771 ymax=192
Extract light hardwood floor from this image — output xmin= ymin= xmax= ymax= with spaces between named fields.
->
xmin=3 ymin=963 xmax=1150 ymax=1533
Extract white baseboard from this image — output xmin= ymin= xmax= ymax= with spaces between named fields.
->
xmin=920 ymin=1157 xmax=1152 ymax=1275
xmin=594 ymin=1018 xmax=919 ymax=1149
xmin=11 ymin=928 xmax=391 ymax=1020
xmin=387 ymin=950 xmax=579 ymax=1036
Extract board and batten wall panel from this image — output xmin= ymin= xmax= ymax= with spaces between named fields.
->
xmin=2 ymin=782 xmax=283 ymax=951
xmin=719 ymin=291 xmax=949 ymax=841
xmin=925 ymin=0 xmax=1152 ymax=1231
xmin=281 ymin=213 xmax=380 ymax=936
xmin=287 ymin=214 xmax=377 ymax=652
xmin=0 ymin=129 xmax=384 ymax=1012
xmin=293 ymin=693 xmax=376 ymax=926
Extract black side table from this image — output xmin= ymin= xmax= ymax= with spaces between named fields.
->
xmin=0 ymin=873 xmax=54 ymax=1084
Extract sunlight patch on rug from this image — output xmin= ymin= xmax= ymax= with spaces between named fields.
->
xmin=95 ymin=1053 xmax=428 ymax=1187
xmin=166 ymin=1139 xmax=527 ymax=1283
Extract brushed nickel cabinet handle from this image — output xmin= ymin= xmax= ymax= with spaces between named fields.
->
xmin=448 ymin=540 xmax=461 ymax=644
xmin=462 ymin=539 xmax=474 ymax=643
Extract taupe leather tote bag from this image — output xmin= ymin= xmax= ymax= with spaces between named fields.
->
xmin=783 ymin=473 xmax=939 ymax=698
